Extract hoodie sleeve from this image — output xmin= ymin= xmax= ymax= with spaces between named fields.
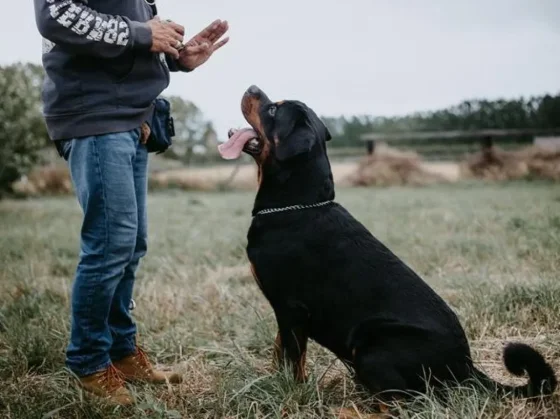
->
xmin=34 ymin=0 xmax=152 ymax=58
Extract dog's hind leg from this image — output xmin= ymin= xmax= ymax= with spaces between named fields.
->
xmin=353 ymin=349 xmax=410 ymax=403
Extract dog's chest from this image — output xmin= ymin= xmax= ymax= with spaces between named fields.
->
xmin=246 ymin=246 xmax=303 ymax=292
xmin=246 ymin=233 xmax=312 ymax=297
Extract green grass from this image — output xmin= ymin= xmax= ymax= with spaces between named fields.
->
xmin=1 ymin=182 xmax=560 ymax=418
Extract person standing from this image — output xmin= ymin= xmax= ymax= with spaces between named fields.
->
xmin=33 ymin=0 xmax=229 ymax=405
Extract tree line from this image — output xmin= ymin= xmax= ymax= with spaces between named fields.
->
xmin=323 ymin=94 xmax=560 ymax=148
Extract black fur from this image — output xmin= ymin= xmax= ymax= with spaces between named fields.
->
xmin=239 ymin=85 xmax=557 ymax=401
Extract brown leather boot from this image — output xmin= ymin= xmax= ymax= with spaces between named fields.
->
xmin=78 ymin=364 xmax=134 ymax=405
xmin=113 ymin=347 xmax=183 ymax=384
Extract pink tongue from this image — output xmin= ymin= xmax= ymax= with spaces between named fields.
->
xmin=217 ymin=127 xmax=258 ymax=160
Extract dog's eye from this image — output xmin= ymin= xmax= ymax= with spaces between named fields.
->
xmin=268 ymin=105 xmax=277 ymax=117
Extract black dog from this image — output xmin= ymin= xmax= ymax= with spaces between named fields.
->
xmin=218 ymin=85 xmax=557 ymax=402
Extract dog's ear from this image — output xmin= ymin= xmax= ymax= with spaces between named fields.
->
xmin=275 ymin=124 xmax=315 ymax=162
xmin=275 ymin=102 xmax=330 ymax=161
xmin=309 ymin=108 xmax=332 ymax=143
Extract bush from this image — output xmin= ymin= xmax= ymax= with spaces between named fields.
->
xmin=0 ymin=63 xmax=49 ymax=198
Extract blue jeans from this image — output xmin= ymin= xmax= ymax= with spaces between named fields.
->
xmin=59 ymin=129 xmax=148 ymax=377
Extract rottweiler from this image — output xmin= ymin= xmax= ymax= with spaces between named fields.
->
xmin=218 ymin=85 xmax=557 ymax=402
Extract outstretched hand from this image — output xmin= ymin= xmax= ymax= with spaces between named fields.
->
xmin=177 ymin=19 xmax=229 ymax=71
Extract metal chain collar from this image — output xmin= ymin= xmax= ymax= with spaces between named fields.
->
xmin=255 ymin=200 xmax=334 ymax=216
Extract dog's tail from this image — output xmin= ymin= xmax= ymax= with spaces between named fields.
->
xmin=473 ymin=342 xmax=557 ymax=398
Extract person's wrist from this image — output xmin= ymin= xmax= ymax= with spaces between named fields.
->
xmin=178 ymin=60 xmax=195 ymax=72
xmin=130 ymin=21 xmax=153 ymax=49
xmin=176 ymin=53 xmax=195 ymax=72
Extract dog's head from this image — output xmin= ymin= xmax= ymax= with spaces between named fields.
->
xmin=218 ymin=85 xmax=332 ymax=171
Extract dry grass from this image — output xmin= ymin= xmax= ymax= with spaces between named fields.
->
xmin=149 ymin=164 xmax=258 ymax=191
xmin=12 ymin=147 xmax=463 ymax=197
xmin=1 ymin=182 xmax=560 ymax=418
xmin=344 ymin=144 xmax=451 ymax=187
xmin=11 ymin=164 xmax=72 ymax=197
xmin=7 ymin=160 xmax=372 ymax=195
xmin=520 ymin=146 xmax=560 ymax=180
xmin=459 ymin=145 xmax=560 ymax=181
xmin=148 ymin=161 xmax=360 ymax=192
xmin=15 ymin=142 xmax=560 ymax=198
xmin=148 ymin=158 xmax=461 ymax=191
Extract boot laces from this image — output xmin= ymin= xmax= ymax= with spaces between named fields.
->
xmin=134 ymin=347 xmax=153 ymax=373
xmin=99 ymin=364 xmax=126 ymax=391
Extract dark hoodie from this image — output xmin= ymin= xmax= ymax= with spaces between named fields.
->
xmin=34 ymin=0 xmax=187 ymax=141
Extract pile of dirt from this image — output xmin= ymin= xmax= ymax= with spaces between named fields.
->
xmin=459 ymin=145 xmax=560 ymax=181
xmin=12 ymin=165 xmax=72 ymax=196
xmin=345 ymin=143 xmax=448 ymax=187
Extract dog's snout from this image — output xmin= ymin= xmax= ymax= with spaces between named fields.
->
xmin=246 ymin=85 xmax=261 ymax=96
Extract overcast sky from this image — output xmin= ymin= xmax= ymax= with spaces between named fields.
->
xmin=3 ymin=1 xmax=559 ymax=141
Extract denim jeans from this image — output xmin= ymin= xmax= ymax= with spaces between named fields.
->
xmin=59 ymin=128 xmax=148 ymax=377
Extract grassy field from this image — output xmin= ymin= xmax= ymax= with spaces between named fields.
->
xmin=1 ymin=181 xmax=560 ymax=418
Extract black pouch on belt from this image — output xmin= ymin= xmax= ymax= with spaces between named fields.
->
xmin=145 ymin=97 xmax=175 ymax=154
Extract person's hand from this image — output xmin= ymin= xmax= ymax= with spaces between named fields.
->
xmin=177 ymin=19 xmax=229 ymax=71
xmin=147 ymin=17 xmax=185 ymax=60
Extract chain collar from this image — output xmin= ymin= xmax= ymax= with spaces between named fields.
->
xmin=254 ymin=200 xmax=334 ymax=217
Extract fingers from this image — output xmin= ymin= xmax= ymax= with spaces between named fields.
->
xmin=161 ymin=20 xmax=184 ymax=42
xmin=212 ymin=21 xmax=229 ymax=42
xmin=195 ymin=19 xmax=221 ymax=40
xmin=168 ymin=28 xmax=184 ymax=43
xmin=167 ymin=21 xmax=185 ymax=36
xmin=195 ymin=19 xmax=229 ymax=43
xmin=172 ymin=38 xmax=185 ymax=52
xmin=212 ymin=36 xmax=229 ymax=52
xmin=208 ymin=20 xmax=229 ymax=43
xmin=149 ymin=18 xmax=184 ymax=43
xmin=163 ymin=42 xmax=180 ymax=59
xmin=185 ymin=42 xmax=210 ymax=55
xmin=184 ymin=38 xmax=200 ymax=48
xmin=172 ymin=18 xmax=229 ymax=63
xmin=182 ymin=35 xmax=228 ymax=57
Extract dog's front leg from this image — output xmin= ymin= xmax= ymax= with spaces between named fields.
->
xmin=272 ymin=331 xmax=283 ymax=366
xmin=272 ymin=304 xmax=309 ymax=383
xmin=273 ymin=327 xmax=308 ymax=382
